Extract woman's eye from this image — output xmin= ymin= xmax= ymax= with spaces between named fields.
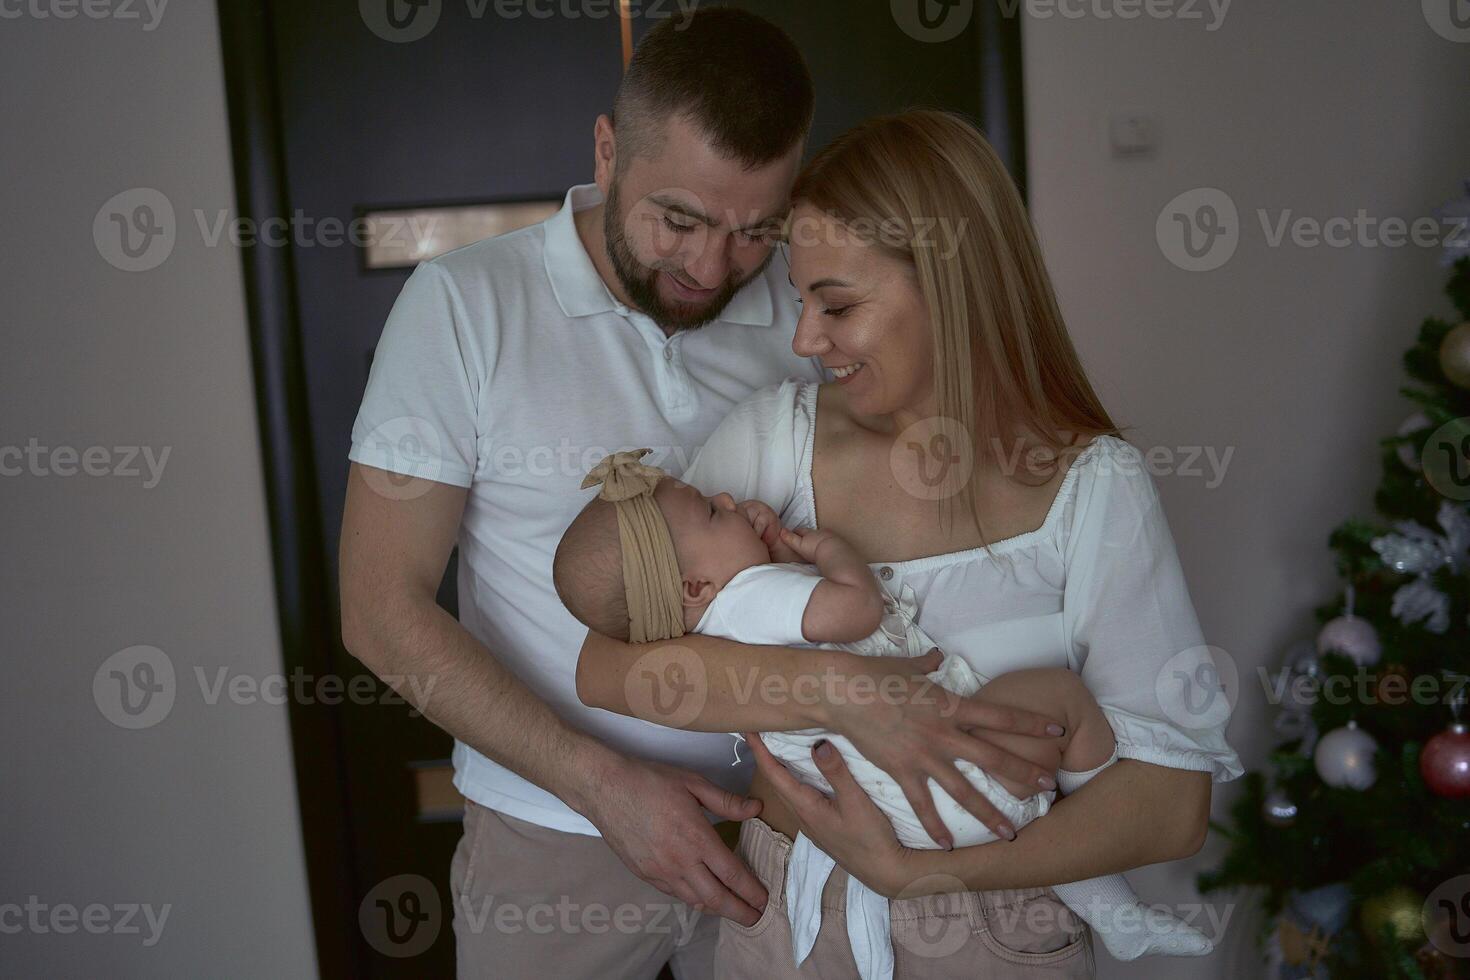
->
xmin=662 ymin=216 xmax=696 ymax=234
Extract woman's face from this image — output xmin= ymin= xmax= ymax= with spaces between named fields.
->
xmin=787 ymin=203 xmax=934 ymax=418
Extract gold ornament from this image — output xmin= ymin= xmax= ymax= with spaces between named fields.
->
xmin=1279 ymin=918 xmax=1333 ymax=970
xmin=1360 ymin=886 xmax=1425 ymax=945
xmin=1438 ymin=322 xmax=1470 ymax=388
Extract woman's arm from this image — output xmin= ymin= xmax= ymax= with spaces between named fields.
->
xmin=747 ymin=735 xmax=1211 ymax=899
xmin=576 ymin=629 xmax=1069 ymax=844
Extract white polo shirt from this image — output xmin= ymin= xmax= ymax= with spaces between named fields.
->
xmin=349 ymin=183 xmax=825 ymax=834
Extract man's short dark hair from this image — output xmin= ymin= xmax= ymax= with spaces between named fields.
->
xmin=613 ymin=6 xmax=814 ymax=169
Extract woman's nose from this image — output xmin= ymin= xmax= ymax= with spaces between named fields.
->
xmin=791 ymin=307 xmax=831 ymax=357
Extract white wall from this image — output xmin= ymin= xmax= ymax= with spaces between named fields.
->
xmin=0 ymin=3 xmax=318 ymax=977
xmin=1023 ymin=2 xmax=1470 ymax=976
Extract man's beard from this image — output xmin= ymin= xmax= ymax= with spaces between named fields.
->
xmin=602 ymin=180 xmax=772 ymax=332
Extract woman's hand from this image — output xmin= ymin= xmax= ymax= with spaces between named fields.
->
xmin=745 ymin=733 xmax=932 ymax=900
xmin=821 ymin=649 xmax=1063 ymax=847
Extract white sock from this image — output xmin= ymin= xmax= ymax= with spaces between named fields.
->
xmin=1048 ymin=745 xmax=1215 ymax=961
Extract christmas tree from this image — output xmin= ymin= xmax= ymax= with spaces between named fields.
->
xmin=1197 ymin=184 xmax=1470 ymax=980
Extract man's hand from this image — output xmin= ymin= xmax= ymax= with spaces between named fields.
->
xmin=579 ymin=753 xmax=769 ymax=925
xmin=822 ymin=650 xmax=1065 ymax=848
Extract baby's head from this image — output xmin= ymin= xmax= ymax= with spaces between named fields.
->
xmin=554 ymin=475 xmax=770 ymax=640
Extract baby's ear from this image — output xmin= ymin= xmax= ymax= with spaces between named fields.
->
xmin=681 ymin=576 xmax=716 ymax=609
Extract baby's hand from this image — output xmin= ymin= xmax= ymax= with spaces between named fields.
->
xmin=775 ymin=526 xmax=843 ymax=564
xmin=737 ymin=499 xmax=782 ymax=550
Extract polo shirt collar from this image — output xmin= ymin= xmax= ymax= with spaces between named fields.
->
xmin=542 ymin=183 xmax=776 ymax=328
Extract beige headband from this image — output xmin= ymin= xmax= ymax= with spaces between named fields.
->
xmin=581 ymin=449 xmax=685 ymax=643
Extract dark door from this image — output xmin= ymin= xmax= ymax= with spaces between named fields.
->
xmin=244 ymin=1 xmax=1019 ymax=975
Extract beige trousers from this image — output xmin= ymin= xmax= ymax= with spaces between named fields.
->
xmin=451 ymin=800 xmax=719 ymax=979
xmin=714 ymin=818 xmax=1096 ymax=979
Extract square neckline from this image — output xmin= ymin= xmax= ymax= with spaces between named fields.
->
xmin=797 ymin=381 xmax=1109 ymax=573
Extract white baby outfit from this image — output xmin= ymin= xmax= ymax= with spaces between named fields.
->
xmin=697 ymin=564 xmax=1055 ymax=980
xmin=678 ymin=378 xmax=1245 ymax=975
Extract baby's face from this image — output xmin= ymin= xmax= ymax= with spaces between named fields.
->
xmin=654 ymin=479 xmax=770 ymax=589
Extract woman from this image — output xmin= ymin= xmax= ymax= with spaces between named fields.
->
xmin=577 ymin=109 xmax=1243 ymax=977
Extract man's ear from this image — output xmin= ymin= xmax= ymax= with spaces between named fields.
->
xmin=592 ymin=114 xmax=616 ymax=196
xmin=681 ymin=576 xmax=716 ymax=610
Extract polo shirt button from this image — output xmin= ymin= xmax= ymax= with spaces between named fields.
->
xmin=879 ymin=566 xmax=893 ymax=581
xmin=663 ymin=347 xmax=673 ymax=361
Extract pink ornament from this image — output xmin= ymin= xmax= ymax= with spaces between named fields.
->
xmin=1421 ymin=722 xmax=1470 ymax=799
xmin=1316 ymin=615 xmax=1381 ymax=667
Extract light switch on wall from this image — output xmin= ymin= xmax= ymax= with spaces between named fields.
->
xmin=1108 ymin=110 xmax=1158 ymax=158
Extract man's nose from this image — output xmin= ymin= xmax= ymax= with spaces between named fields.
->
xmin=683 ymin=234 xmax=730 ymax=289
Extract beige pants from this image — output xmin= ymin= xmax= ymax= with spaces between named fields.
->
xmin=451 ymin=800 xmax=719 ymax=979
xmin=715 ymin=818 xmax=1096 ymax=979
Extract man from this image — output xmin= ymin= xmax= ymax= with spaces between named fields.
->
xmin=339 ymin=9 xmax=820 ymax=977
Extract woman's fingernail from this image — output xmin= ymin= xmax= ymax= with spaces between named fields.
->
xmin=1046 ymin=723 xmax=1066 ymax=736
xmin=814 ymin=739 xmax=833 ymax=759
xmin=1038 ymin=775 xmax=1057 ymax=790
xmin=1000 ymin=824 xmax=1016 ymax=841
xmin=939 ymin=835 xmax=954 ymax=851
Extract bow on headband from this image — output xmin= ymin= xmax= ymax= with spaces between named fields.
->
xmin=581 ymin=449 xmax=686 ymax=643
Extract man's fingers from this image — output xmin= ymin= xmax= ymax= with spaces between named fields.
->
xmin=684 ymin=864 xmax=760 ymax=927
xmin=704 ymin=840 xmax=769 ymax=913
xmin=959 ymin=697 xmax=1066 ymax=738
xmin=686 ymin=776 xmax=762 ymax=821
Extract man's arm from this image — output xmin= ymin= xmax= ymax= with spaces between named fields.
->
xmin=339 ymin=462 xmax=768 ymax=924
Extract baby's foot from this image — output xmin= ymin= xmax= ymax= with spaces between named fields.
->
xmin=1095 ymin=902 xmax=1214 ymax=961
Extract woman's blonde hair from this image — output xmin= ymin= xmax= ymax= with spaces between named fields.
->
xmin=789 ymin=108 xmax=1121 ymax=537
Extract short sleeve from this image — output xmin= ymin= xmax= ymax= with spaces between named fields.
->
xmin=1062 ymin=440 xmax=1244 ymax=783
xmin=678 ymin=379 xmax=812 ymax=524
xmin=349 ymin=262 xmax=481 ymax=488
xmin=696 ymin=564 xmax=823 ymax=646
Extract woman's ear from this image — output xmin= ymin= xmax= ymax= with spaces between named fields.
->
xmin=681 ymin=576 xmax=716 ymax=610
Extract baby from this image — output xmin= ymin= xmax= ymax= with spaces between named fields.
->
xmin=554 ymin=450 xmax=1214 ymax=972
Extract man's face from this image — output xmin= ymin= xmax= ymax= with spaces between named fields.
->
xmin=602 ymin=114 xmax=801 ymax=331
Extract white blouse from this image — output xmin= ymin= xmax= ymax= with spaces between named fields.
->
xmin=680 ymin=379 xmax=1244 ymax=783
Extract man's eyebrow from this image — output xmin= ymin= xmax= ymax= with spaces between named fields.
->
xmin=649 ymin=195 xmax=785 ymax=232
xmin=650 ymin=195 xmax=716 ymax=227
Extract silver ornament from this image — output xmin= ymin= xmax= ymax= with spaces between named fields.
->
xmin=1314 ymin=720 xmax=1378 ymax=790
xmin=1370 ymin=500 xmax=1470 ymax=635
xmin=1316 ymin=615 xmax=1381 ymax=666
